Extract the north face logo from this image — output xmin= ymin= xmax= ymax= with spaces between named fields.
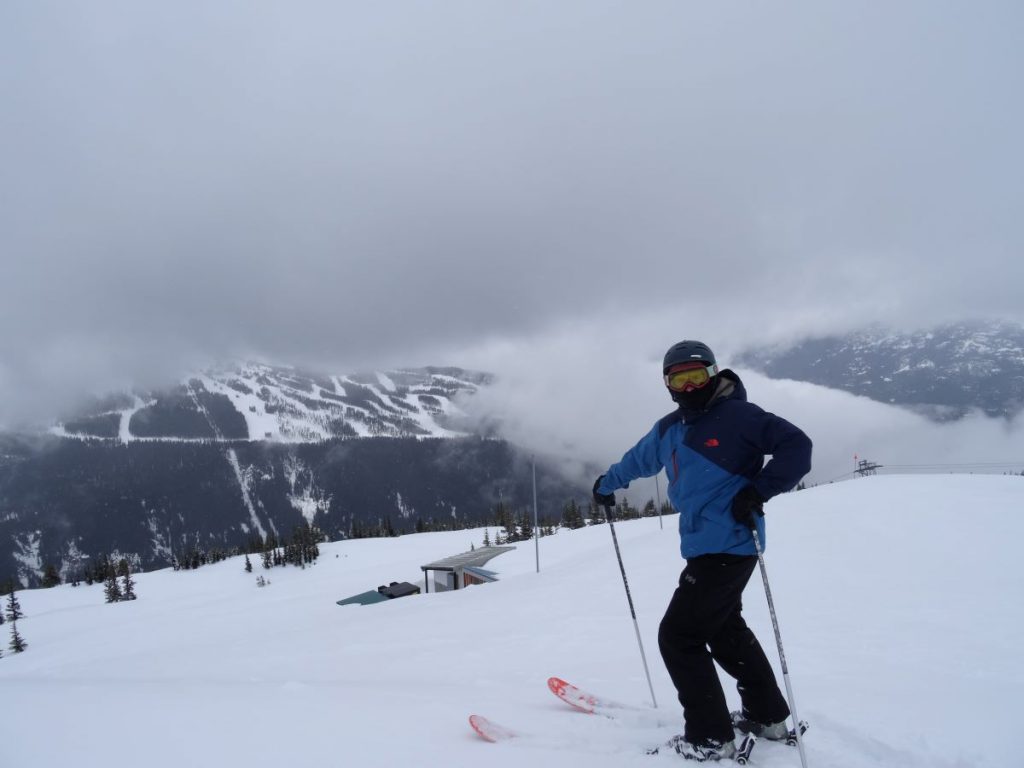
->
xmin=704 ymin=438 xmax=720 ymax=447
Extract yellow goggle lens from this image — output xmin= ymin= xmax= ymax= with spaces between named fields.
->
xmin=665 ymin=365 xmax=713 ymax=391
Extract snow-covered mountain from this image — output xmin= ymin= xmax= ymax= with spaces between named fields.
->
xmin=9 ymin=320 xmax=1022 ymax=589
xmin=2 ymin=475 xmax=1021 ymax=768
xmin=52 ymin=364 xmax=492 ymax=442
xmin=0 ymin=431 xmax=583 ymax=589
xmin=0 ymin=364 xmax=589 ymax=588
xmin=738 ymin=320 xmax=1024 ymax=419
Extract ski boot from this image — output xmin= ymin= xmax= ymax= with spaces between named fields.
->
xmin=731 ymin=711 xmax=808 ymax=746
xmin=649 ymin=734 xmax=755 ymax=763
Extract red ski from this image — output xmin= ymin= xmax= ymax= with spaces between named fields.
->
xmin=547 ymin=676 xmax=637 ymax=714
xmin=468 ymin=714 xmax=517 ymax=743
xmin=546 ymin=677 xmax=680 ymax=731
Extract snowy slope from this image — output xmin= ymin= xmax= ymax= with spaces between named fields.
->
xmin=52 ymin=363 xmax=490 ymax=442
xmin=1 ymin=475 xmax=1021 ymax=768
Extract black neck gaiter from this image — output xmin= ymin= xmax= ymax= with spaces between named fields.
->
xmin=671 ymin=379 xmax=718 ymax=412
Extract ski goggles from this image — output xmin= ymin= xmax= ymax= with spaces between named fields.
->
xmin=664 ymin=362 xmax=718 ymax=392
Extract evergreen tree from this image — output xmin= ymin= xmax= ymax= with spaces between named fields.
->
xmin=496 ymin=501 xmax=517 ymax=543
xmin=5 ymin=589 xmax=24 ymax=622
xmin=9 ymin=621 xmax=26 ymax=653
xmin=618 ymin=499 xmax=639 ymax=520
xmin=482 ymin=529 xmax=491 ymax=547
xmin=244 ymin=554 xmax=253 ymax=573
xmin=119 ymin=560 xmax=137 ymax=601
xmin=286 ymin=522 xmax=325 ymax=567
xmin=98 ymin=554 xmax=115 ymax=583
xmin=41 ymin=564 xmax=62 ymax=588
xmin=517 ymin=510 xmax=534 ymax=541
xmin=104 ymin=571 xmax=122 ymax=603
xmin=561 ymin=499 xmax=584 ymax=529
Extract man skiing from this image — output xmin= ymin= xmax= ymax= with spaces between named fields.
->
xmin=593 ymin=340 xmax=812 ymax=762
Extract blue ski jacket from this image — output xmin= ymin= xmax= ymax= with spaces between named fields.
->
xmin=597 ymin=370 xmax=812 ymax=559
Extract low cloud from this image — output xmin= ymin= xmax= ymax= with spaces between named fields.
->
xmin=2 ymin=2 xmax=1023 ymax=428
xmin=457 ymin=319 xmax=1024 ymax=500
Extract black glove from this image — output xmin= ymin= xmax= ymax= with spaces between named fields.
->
xmin=731 ymin=485 xmax=766 ymax=529
xmin=592 ymin=475 xmax=616 ymax=507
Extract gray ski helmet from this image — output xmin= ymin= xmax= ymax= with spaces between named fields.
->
xmin=662 ymin=340 xmax=717 ymax=373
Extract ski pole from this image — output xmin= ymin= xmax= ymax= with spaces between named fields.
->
xmin=601 ymin=501 xmax=658 ymax=708
xmin=750 ymin=526 xmax=808 ymax=768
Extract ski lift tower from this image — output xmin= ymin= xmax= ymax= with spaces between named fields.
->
xmin=855 ymin=459 xmax=883 ymax=477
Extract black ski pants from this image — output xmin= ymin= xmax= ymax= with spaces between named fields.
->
xmin=658 ymin=553 xmax=789 ymax=746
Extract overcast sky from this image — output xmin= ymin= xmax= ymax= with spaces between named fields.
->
xmin=2 ymin=2 xmax=1022 ymax=480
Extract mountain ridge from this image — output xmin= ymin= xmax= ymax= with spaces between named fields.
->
xmin=51 ymin=363 xmax=492 ymax=443
xmin=737 ymin=319 xmax=1024 ymax=419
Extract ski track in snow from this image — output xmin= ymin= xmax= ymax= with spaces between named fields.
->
xmin=119 ymin=396 xmax=151 ymax=443
xmin=225 ymin=448 xmax=267 ymax=540
xmin=1 ymin=475 xmax=1021 ymax=768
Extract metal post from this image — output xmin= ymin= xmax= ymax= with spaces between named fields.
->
xmin=750 ymin=527 xmax=808 ymax=768
xmin=602 ymin=502 xmax=658 ymax=708
xmin=532 ymin=457 xmax=540 ymax=573
xmin=654 ymin=473 xmax=664 ymax=530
